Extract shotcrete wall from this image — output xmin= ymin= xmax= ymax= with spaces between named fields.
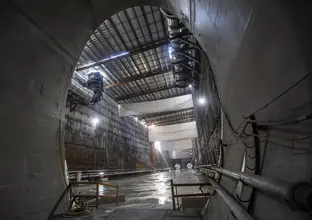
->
xmin=64 ymin=90 xmax=150 ymax=171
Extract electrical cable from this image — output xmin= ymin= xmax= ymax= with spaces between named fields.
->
xmin=202 ymin=51 xmax=249 ymax=141
xmin=247 ymin=70 xmax=312 ymax=117
xmin=250 ymin=133 xmax=311 ymax=152
xmin=247 ymin=112 xmax=312 ymax=126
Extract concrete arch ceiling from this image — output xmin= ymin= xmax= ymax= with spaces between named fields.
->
xmin=1 ymin=0 xmax=311 ymax=219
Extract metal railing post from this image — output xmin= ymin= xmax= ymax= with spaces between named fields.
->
xmin=170 ymin=179 xmax=176 ymax=210
xmin=116 ymin=186 xmax=119 ymax=207
xmin=175 ymin=185 xmax=179 ymax=210
xmin=208 ymin=178 xmax=255 ymax=220
xmin=96 ymin=183 xmax=99 ymax=208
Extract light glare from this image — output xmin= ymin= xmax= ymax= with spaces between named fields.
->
xmin=91 ymin=117 xmax=99 ymax=127
xmin=168 ymin=46 xmax=173 ymax=60
xmin=155 ymin=141 xmax=161 ymax=152
xmin=198 ymin=97 xmax=206 ymax=105
xmin=79 ymin=52 xmax=129 ymax=69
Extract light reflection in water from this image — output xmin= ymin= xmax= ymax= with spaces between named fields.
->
xmin=158 ymin=196 xmax=166 ymax=205
xmin=155 ymin=172 xmax=168 ymax=205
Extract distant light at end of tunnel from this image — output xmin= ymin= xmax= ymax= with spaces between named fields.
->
xmin=188 ymin=84 xmax=192 ymax=88
xmin=198 ymin=97 xmax=206 ymax=105
xmin=155 ymin=141 xmax=161 ymax=153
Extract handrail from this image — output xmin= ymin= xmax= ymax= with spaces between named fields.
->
xmin=170 ymin=179 xmax=211 ymax=210
xmin=49 ymin=181 xmax=120 ymax=218
xmin=68 ymin=168 xmax=170 ymax=180
xmin=70 ymin=181 xmax=119 ymax=208
xmin=73 ymin=181 xmax=118 ymax=189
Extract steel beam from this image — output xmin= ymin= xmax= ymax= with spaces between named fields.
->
xmin=139 ymin=107 xmax=194 ymax=120
xmin=115 ymin=85 xmax=188 ymax=101
xmin=152 ymin=116 xmax=195 ymax=126
xmin=155 ymin=119 xmax=195 ymax=127
xmin=105 ymin=69 xmax=172 ymax=89
xmin=76 ymin=40 xmax=169 ymax=71
xmin=145 ymin=111 xmax=195 ymax=123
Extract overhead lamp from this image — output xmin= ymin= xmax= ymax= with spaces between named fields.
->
xmin=148 ymin=124 xmax=155 ymax=128
xmin=198 ymin=97 xmax=206 ymax=105
xmin=91 ymin=117 xmax=99 ymax=127
xmin=168 ymin=46 xmax=173 ymax=60
xmin=188 ymin=84 xmax=192 ymax=88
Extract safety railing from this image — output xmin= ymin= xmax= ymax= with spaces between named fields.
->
xmin=170 ymin=179 xmax=210 ymax=210
xmin=69 ymin=181 xmax=119 ymax=209
xmin=68 ymin=168 xmax=170 ymax=181
xmin=69 ymin=168 xmax=151 ymax=181
xmin=47 ymin=181 xmax=119 ymax=219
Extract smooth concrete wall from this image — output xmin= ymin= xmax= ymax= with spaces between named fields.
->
xmin=1 ymin=0 xmax=311 ymax=219
xmin=0 ymin=1 xmax=160 ymax=219
xmin=170 ymin=1 xmax=312 ymax=219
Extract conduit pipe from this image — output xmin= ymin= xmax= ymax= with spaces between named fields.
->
xmin=208 ymin=178 xmax=255 ymax=220
xmin=207 ymin=166 xmax=312 ymax=214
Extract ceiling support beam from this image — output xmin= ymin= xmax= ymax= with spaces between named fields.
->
xmin=115 ymin=85 xmax=190 ymax=101
xmin=76 ymin=40 xmax=169 ymax=71
xmin=146 ymin=113 xmax=195 ymax=124
xmin=139 ymin=107 xmax=194 ymax=120
xmin=152 ymin=116 xmax=195 ymax=126
xmin=105 ymin=69 xmax=172 ymax=89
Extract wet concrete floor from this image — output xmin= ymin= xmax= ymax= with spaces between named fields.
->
xmin=74 ymin=170 xmax=208 ymax=209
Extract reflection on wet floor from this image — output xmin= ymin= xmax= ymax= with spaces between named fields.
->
xmin=74 ymin=170 xmax=207 ymax=209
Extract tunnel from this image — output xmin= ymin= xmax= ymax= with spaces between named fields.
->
xmin=1 ymin=0 xmax=312 ymax=219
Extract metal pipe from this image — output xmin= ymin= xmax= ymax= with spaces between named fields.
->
xmin=209 ymin=166 xmax=289 ymax=199
xmin=208 ymin=178 xmax=255 ymax=220
xmin=207 ymin=166 xmax=312 ymax=214
xmin=174 ymin=193 xmax=210 ymax=198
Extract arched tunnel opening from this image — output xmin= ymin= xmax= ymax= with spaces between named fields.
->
xmin=1 ymin=1 xmax=312 ymax=219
